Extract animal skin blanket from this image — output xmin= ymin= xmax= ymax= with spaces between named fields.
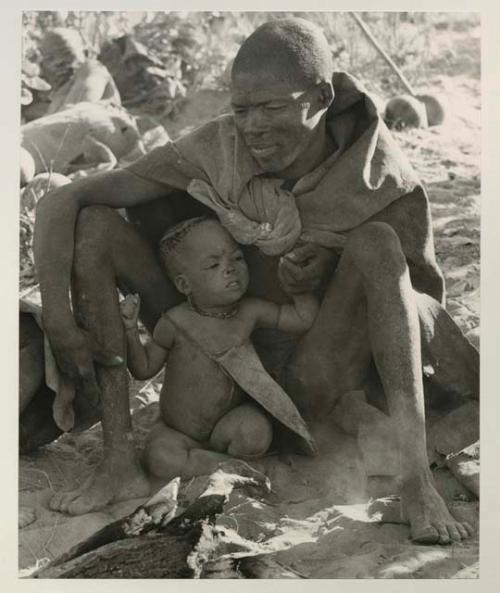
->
xmin=126 ymin=72 xmax=422 ymax=255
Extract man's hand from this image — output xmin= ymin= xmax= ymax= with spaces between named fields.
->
xmin=120 ymin=293 xmax=141 ymax=330
xmin=47 ymin=324 xmax=123 ymax=410
xmin=278 ymin=243 xmax=338 ymax=294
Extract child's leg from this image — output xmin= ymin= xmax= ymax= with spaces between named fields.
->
xmin=144 ymin=403 xmax=272 ymax=480
xmin=144 ymin=421 xmax=233 ymax=480
xmin=209 ymin=403 xmax=273 ymax=459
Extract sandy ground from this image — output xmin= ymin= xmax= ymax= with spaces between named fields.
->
xmin=19 ymin=22 xmax=480 ymax=579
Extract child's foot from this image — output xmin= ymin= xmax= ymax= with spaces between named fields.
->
xmin=49 ymin=454 xmax=151 ymax=515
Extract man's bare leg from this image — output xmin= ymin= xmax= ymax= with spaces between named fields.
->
xmin=50 ymin=206 xmax=179 ymax=514
xmin=285 ymin=222 xmax=473 ymax=544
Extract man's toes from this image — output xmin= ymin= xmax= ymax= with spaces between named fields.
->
xmin=411 ymin=524 xmax=440 ymax=544
xmin=447 ymin=523 xmax=461 ymax=542
xmin=435 ymin=523 xmax=451 ymax=545
xmin=457 ymin=521 xmax=475 ymax=539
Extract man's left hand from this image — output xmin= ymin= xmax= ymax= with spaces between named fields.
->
xmin=278 ymin=243 xmax=338 ymax=293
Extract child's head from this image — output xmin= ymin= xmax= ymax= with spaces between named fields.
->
xmin=159 ymin=217 xmax=249 ymax=308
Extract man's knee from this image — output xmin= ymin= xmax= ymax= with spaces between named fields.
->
xmin=76 ymin=205 xmax=119 ymax=236
xmin=346 ymin=222 xmax=406 ymax=275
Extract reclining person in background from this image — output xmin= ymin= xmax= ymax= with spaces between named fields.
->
xmin=34 ymin=18 xmax=477 ymax=545
xmin=23 ymin=27 xmax=121 ymax=122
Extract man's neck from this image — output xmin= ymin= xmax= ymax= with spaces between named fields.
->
xmin=281 ymin=126 xmax=336 ymax=181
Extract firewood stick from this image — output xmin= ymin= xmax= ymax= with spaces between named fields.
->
xmin=349 ymin=12 xmax=416 ymax=96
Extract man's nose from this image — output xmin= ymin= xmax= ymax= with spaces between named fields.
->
xmin=243 ymin=107 xmax=267 ymax=135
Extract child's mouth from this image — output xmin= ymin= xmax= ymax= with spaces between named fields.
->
xmin=226 ymin=280 xmax=241 ymax=289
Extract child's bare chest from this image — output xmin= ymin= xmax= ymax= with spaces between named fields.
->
xmin=171 ymin=312 xmax=252 ymax=356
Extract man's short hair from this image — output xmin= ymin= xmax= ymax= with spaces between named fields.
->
xmin=158 ymin=216 xmax=214 ymax=278
xmin=232 ymin=18 xmax=333 ymax=87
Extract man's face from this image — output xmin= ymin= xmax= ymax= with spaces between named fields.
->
xmin=231 ymin=71 xmax=327 ymax=178
xmin=177 ymin=222 xmax=249 ymax=308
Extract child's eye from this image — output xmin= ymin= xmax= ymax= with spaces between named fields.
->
xmin=208 ymin=263 xmax=219 ymax=269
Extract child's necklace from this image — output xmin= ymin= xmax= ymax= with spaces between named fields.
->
xmin=188 ymin=296 xmax=239 ymax=319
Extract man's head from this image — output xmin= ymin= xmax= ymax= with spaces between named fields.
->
xmin=39 ymin=28 xmax=87 ymax=89
xmin=231 ymin=18 xmax=334 ymax=178
xmin=159 ymin=217 xmax=249 ymax=309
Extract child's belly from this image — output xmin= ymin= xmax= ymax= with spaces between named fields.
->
xmin=159 ymin=340 xmax=244 ymax=442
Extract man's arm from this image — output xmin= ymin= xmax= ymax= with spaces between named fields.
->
xmin=34 ymin=169 xmax=172 ymax=332
xmin=33 ymin=169 xmax=175 ymax=390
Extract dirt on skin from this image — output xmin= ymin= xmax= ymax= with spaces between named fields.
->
xmin=19 ymin=22 xmax=480 ymax=578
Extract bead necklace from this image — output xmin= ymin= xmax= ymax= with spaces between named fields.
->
xmin=187 ymin=296 xmax=239 ymax=319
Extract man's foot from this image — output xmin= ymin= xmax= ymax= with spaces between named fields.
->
xmin=401 ymin=472 xmax=474 ymax=545
xmin=49 ymin=455 xmax=151 ymax=515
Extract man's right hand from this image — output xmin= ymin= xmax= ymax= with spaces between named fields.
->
xmin=47 ymin=325 xmax=123 ymax=409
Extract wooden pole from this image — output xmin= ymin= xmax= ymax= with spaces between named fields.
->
xmin=349 ymin=12 xmax=416 ymax=97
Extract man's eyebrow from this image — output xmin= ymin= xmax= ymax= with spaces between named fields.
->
xmin=231 ymin=98 xmax=288 ymax=109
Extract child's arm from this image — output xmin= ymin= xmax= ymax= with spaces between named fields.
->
xmin=276 ymin=292 xmax=319 ymax=333
xmin=245 ymin=292 xmax=319 ymax=334
xmin=120 ymin=294 xmax=173 ymax=380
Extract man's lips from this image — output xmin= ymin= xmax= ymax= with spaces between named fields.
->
xmin=248 ymin=144 xmax=278 ymax=159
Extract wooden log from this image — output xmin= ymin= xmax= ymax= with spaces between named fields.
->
xmin=34 ymin=461 xmax=272 ymax=579
xmin=35 ymin=528 xmax=205 ymax=579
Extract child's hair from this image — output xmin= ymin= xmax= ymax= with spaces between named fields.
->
xmin=158 ymin=216 xmax=215 ymax=278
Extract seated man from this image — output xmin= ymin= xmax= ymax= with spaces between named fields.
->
xmin=34 ymin=18 xmax=476 ymax=545
xmin=120 ymin=216 xmax=318 ymax=479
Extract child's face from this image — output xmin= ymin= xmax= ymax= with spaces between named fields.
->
xmin=176 ymin=222 xmax=249 ymax=308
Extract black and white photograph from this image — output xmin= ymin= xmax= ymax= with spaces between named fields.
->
xmin=13 ymin=5 xmax=485 ymax=580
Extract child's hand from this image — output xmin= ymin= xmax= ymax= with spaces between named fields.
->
xmin=120 ymin=294 xmax=140 ymax=330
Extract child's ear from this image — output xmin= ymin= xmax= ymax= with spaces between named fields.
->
xmin=174 ymin=274 xmax=191 ymax=295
